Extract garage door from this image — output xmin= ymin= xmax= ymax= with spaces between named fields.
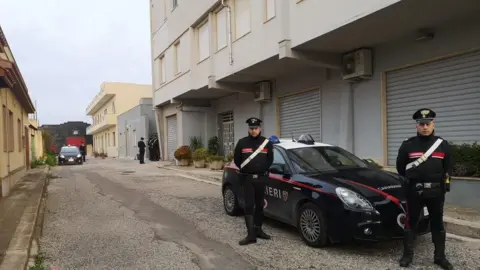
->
xmin=279 ymin=89 xmax=321 ymax=141
xmin=166 ymin=115 xmax=178 ymax=160
xmin=386 ymin=50 xmax=480 ymax=165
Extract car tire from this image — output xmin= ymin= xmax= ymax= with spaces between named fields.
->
xmin=297 ymin=202 xmax=328 ymax=247
xmin=223 ymin=185 xmax=241 ymax=216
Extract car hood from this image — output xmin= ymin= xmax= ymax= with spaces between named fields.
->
xmin=307 ymin=168 xmax=406 ymax=201
xmin=60 ymin=153 xmax=79 ymax=157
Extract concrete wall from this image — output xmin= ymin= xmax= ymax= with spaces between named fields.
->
xmin=117 ymin=99 xmax=156 ymax=158
xmin=0 ymin=88 xmax=30 ymax=197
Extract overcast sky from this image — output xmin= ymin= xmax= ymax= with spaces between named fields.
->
xmin=0 ymin=0 xmax=152 ymax=125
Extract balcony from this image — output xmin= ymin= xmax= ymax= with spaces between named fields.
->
xmin=86 ymin=84 xmax=115 ymax=115
xmin=86 ymin=114 xmax=117 ymax=135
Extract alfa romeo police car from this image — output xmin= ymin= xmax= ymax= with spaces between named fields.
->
xmin=222 ymin=134 xmax=430 ymax=247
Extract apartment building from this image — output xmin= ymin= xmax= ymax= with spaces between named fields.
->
xmin=150 ymin=0 xmax=480 ymax=165
xmin=86 ymin=82 xmax=152 ymax=157
xmin=28 ymin=118 xmax=44 ymax=162
xmin=0 ymin=26 xmax=37 ymax=197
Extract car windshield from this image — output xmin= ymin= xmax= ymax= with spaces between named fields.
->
xmin=60 ymin=147 xmax=79 ymax=154
xmin=286 ymin=146 xmax=368 ymax=174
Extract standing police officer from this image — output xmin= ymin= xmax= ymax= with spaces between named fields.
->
xmin=396 ymin=108 xmax=453 ymax=270
xmin=233 ymin=117 xmax=274 ymax=246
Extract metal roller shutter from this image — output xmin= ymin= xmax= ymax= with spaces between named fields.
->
xmin=166 ymin=115 xmax=178 ymax=160
xmin=279 ymin=89 xmax=321 ymax=141
xmin=386 ymin=50 xmax=480 ymax=165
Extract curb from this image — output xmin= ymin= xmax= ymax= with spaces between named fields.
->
xmin=0 ymin=166 xmax=50 ymax=270
xmin=160 ymin=165 xmax=480 ymax=240
xmin=444 ymin=216 xmax=480 ymax=239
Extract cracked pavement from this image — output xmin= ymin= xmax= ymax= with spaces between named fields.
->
xmin=40 ymin=158 xmax=480 ymax=270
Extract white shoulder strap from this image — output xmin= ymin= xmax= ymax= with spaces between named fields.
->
xmin=406 ymin=138 xmax=443 ymax=170
xmin=240 ymin=139 xmax=269 ymax=169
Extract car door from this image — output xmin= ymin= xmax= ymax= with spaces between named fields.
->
xmin=265 ymin=147 xmax=295 ymax=223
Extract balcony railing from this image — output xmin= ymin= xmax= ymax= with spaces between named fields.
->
xmin=86 ymin=114 xmax=117 ymax=135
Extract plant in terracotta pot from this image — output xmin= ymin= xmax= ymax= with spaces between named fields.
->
xmin=192 ymin=148 xmax=208 ymax=168
xmin=208 ymin=155 xmax=225 ymax=170
xmin=174 ymin=145 xmax=192 ymax=166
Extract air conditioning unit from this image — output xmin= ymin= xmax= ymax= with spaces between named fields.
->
xmin=341 ymin=48 xmax=373 ymax=81
xmin=254 ymin=81 xmax=272 ymax=102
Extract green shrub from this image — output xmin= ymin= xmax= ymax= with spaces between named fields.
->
xmin=189 ymin=136 xmax=204 ymax=152
xmin=450 ymin=142 xmax=480 ymax=177
xmin=208 ymin=155 xmax=224 ymax=162
xmin=44 ymin=153 xmax=57 ymax=167
xmin=192 ymin=148 xmax=208 ymax=161
xmin=207 ymin=136 xmax=219 ymax=156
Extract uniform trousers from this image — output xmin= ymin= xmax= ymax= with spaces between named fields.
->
xmin=240 ymin=173 xmax=266 ymax=226
xmin=405 ymin=186 xmax=445 ymax=232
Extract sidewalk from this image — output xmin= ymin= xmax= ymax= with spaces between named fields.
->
xmin=0 ymin=166 xmax=49 ymax=270
xmin=157 ymin=162 xmax=480 ymax=240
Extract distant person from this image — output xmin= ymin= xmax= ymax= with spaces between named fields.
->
xmin=79 ymin=142 xmax=86 ymax=162
xmin=137 ymin=137 xmax=146 ymax=164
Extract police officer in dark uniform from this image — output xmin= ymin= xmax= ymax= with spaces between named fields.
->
xmin=233 ymin=117 xmax=274 ymax=246
xmin=137 ymin=137 xmax=146 ymax=164
xmin=396 ymin=108 xmax=453 ymax=269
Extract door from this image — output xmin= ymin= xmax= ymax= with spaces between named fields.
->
xmin=166 ymin=115 xmax=178 ymax=160
xmin=220 ymin=111 xmax=234 ymax=156
xmin=386 ymin=50 xmax=480 ymax=165
xmin=279 ymin=89 xmax=321 ymax=141
xmin=264 ymin=148 xmax=293 ymax=222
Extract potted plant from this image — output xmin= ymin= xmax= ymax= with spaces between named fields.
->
xmin=174 ymin=145 xmax=192 ymax=166
xmin=207 ymin=136 xmax=219 ymax=156
xmin=208 ymin=155 xmax=225 ymax=170
xmin=189 ymin=136 xmax=204 ymax=152
xmin=192 ymin=148 xmax=208 ymax=168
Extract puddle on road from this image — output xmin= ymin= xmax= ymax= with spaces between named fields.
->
xmin=86 ymin=172 xmax=255 ymax=270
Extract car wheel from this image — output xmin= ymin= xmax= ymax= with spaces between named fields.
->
xmin=223 ymin=185 xmax=240 ymax=216
xmin=297 ymin=202 xmax=328 ymax=247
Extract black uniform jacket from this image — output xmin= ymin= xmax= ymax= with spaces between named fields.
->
xmin=396 ymin=134 xmax=453 ymax=186
xmin=138 ymin=141 xmax=146 ymax=150
xmin=79 ymin=145 xmax=86 ymax=154
xmin=233 ymin=135 xmax=274 ymax=174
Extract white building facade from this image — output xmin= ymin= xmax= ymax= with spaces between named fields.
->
xmin=149 ymin=0 xmax=480 ymax=165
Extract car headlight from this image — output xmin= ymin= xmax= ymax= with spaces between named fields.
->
xmin=335 ymin=187 xmax=374 ymax=211
xmin=60 ymin=155 xmax=65 ymax=158
xmin=77 ymin=154 xmax=82 ymax=158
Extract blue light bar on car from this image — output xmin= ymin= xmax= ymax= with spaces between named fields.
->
xmin=269 ymin=135 xmax=280 ymax=144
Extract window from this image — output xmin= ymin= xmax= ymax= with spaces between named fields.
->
xmin=2 ymin=105 xmax=6 ymax=152
xmin=8 ymin=110 xmax=13 ymax=152
xmin=104 ymin=108 xmax=107 ymax=115
xmin=160 ymin=55 xmax=166 ymax=83
xmin=18 ymin=119 xmax=21 ymax=151
xmin=172 ymin=0 xmax=178 ymax=9
xmin=288 ymin=146 xmax=368 ymax=174
xmin=173 ymin=41 xmax=181 ymax=74
xmin=273 ymin=149 xmax=287 ymax=165
xmin=197 ymin=21 xmax=210 ymax=61
xmin=216 ymin=8 xmax=227 ymax=50
xmin=234 ymin=0 xmax=250 ymax=38
xmin=265 ymin=0 xmax=275 ymax=21
xmin=112 ymin=132 xmax=116 ymax=147
xmin=111 ymin=102 xmax=116 ymax=114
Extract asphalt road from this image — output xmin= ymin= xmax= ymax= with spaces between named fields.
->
xmin=40 ymin=158 xmax=480 ymax=270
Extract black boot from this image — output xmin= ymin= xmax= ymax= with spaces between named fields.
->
xmin=399 ymin=229 xmax=414 ymax=267
xmin=239 ymin=215 xmax=257 ymax=246
xmin=432 ymin=230 xmax=454 ymax=270
xmin=255 ymin=225 xmax=271 ymax=240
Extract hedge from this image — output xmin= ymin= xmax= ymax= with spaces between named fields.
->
xmin=450 ymin=142 xmax=480 ymax=177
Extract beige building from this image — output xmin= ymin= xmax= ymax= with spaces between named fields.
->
xmin=28 ymin=119 xmax=44 ymax=161
xmin=86 ymin=82 xmax=152 ymax=157
xmin=150 ymin=0 xmax=480 ymax=164
xmin=1 ymin=26 xmax=37 ymax=197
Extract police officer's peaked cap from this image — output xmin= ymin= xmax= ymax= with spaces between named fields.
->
xmin=141 ymin=137 xmax=144 ymax=140
xmin=246 ymin=117 xmax=262 ymax=128
xmin=412 ymin=108 xmax=436 ymax=123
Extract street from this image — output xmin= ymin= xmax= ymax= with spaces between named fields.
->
xmin=40 ymin=159 xmax=480 ymax=270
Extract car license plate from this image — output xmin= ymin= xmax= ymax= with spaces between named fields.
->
xmin=68 ymin=158 xmax=74 ymax=162
xmin=423 ymin=207 xmax=429 ymax=216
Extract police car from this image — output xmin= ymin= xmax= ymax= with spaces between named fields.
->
xmin=222 ymin=134 xmax=430 ymax=247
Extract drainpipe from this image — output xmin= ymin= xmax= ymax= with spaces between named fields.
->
xmin=5 ymin=90 xmax=10 ymax=179
xmin=221 ymin=0 xmax=234 ymax=65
